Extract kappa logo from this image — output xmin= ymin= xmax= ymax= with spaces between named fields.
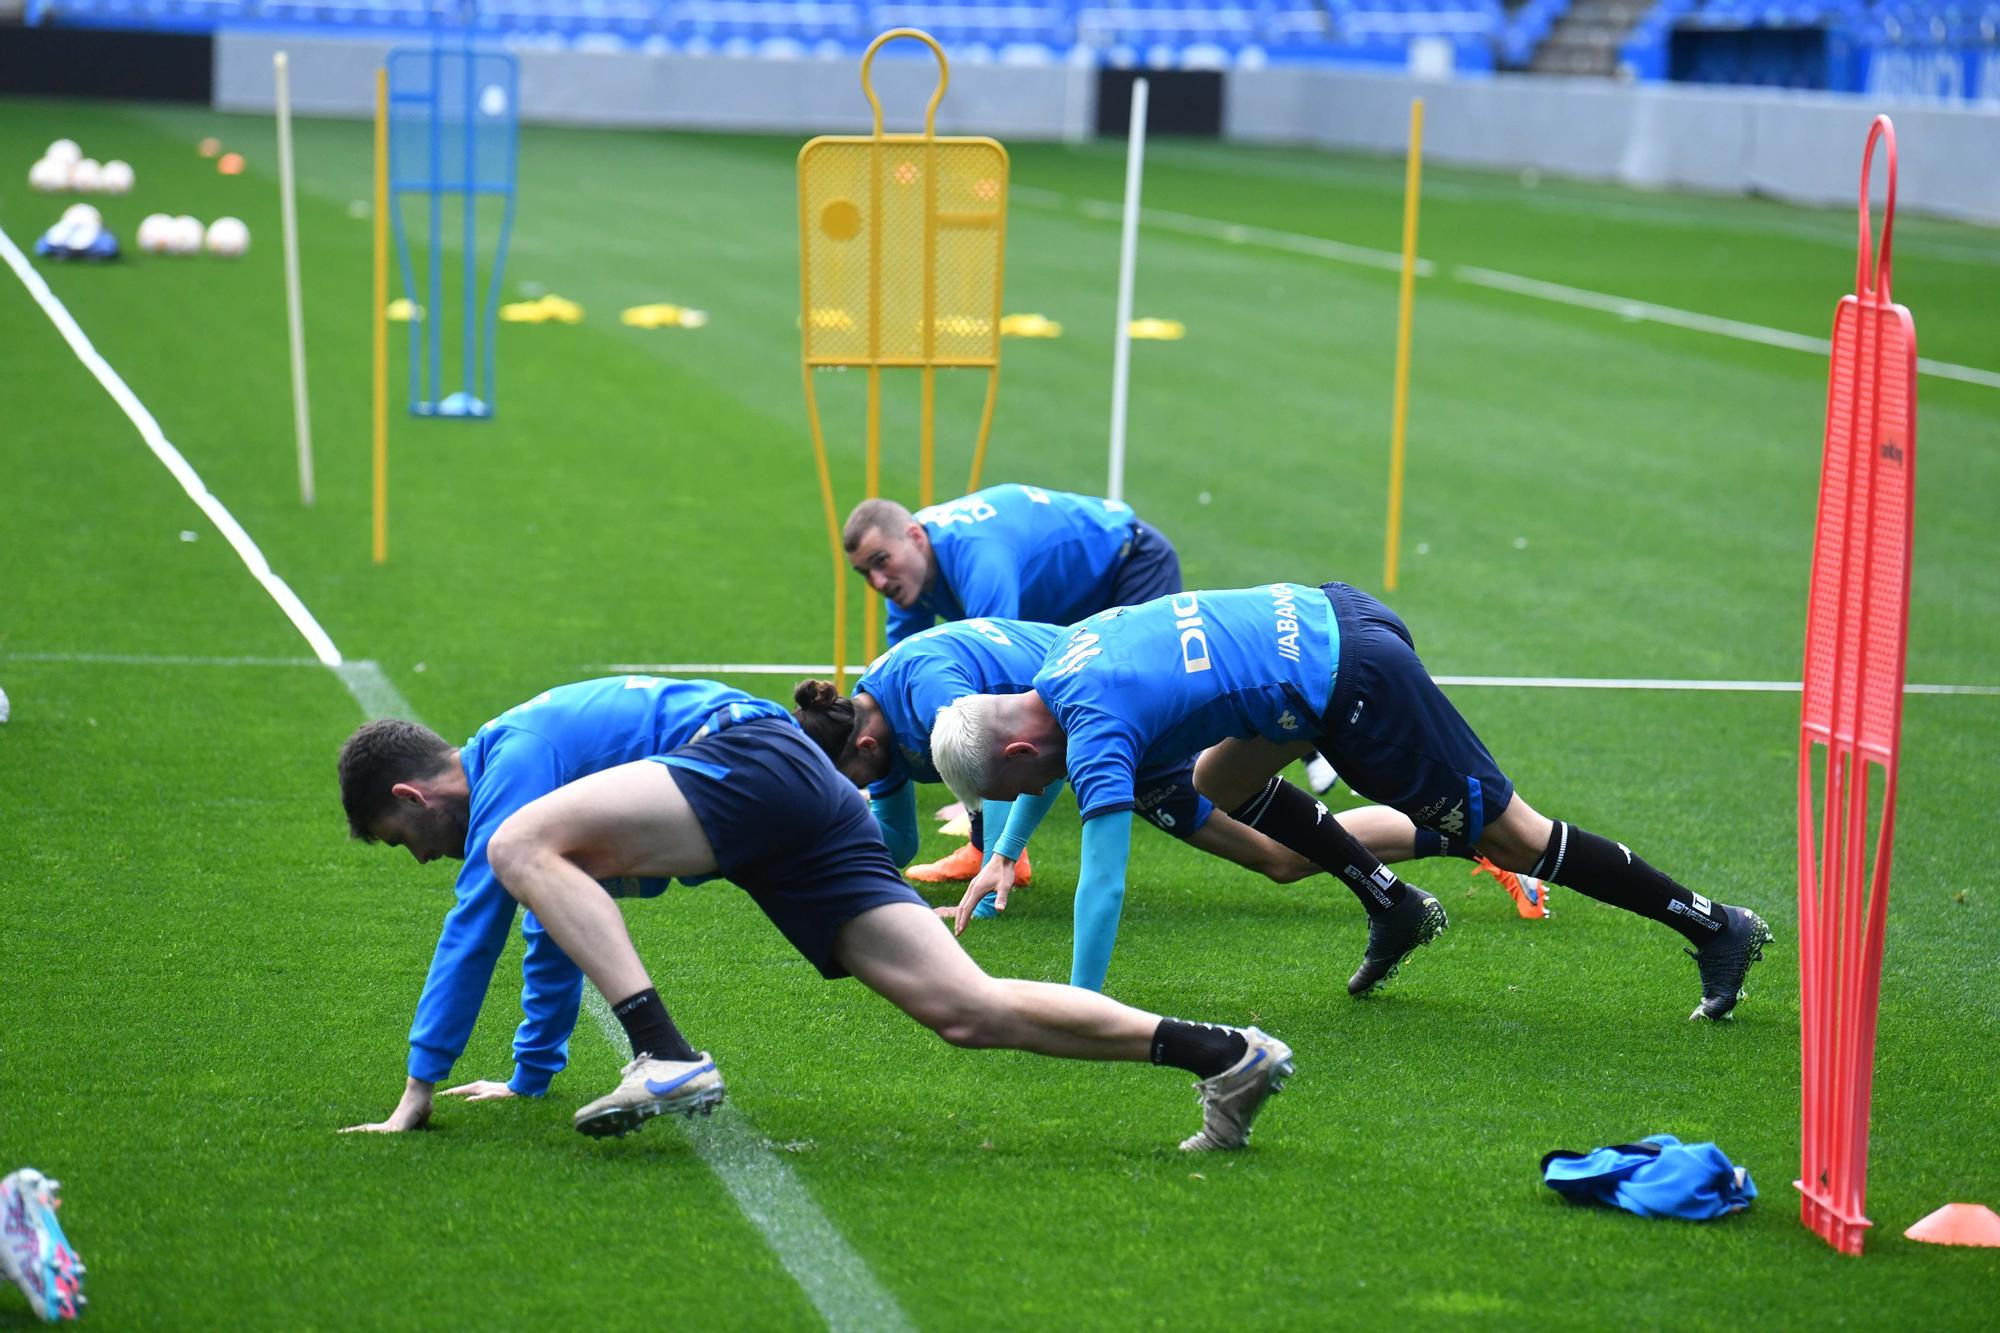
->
xmin=1438 ymin=801 xmax=1466 ymax=836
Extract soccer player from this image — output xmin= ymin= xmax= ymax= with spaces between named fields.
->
xmin=844 ymin=484 xmax=1178 ymax=647
xmin=845 ymin=482 xmax=1341 ymax=861
xmin=338 ymin=676 xmax=1294 ymax=1151
xmin=791 ymin=617 xmax=1416 ymax=918
xmin=930 ymin=582 xmax=1772 ymax=1018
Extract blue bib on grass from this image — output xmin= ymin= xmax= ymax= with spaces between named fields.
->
xmin=1541 ymin=1135 xmax=1756 ymax=1220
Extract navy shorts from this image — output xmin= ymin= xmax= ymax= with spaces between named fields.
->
xmin=648 ymin=717 xmax=929 ymax=979
xmin=1106 ymin=520 xmax=1183 ymax=608
xmin=1131 ymin=759 xmax=1213 ymax=840
xmin=1316 ymin=581 xmax=1514 ymax=846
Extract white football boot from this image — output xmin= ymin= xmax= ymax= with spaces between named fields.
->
xmin=1179 ymin=1028 xmax=1295 ymax=1152
xmin=574 ymin=1053 xmax=725 ymax=1138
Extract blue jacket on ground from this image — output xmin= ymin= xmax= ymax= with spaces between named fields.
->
xmin=407 ymin=676 xmax=786 ymax=1095
xmin=888 ymin=484 xmax=1139 ymax=644
xmin=1541 ymin=1135 xmax=1758 ymax=1219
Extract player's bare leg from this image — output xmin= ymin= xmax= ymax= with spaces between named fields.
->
xmin=487 ymin=762 xmax=727 ymax=1135
xmin=834 ymin=901 xmax=1293 ymax=1149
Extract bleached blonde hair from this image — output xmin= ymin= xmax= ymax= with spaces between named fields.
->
xmin=930 ymin=694 xmax=1007 ymax=812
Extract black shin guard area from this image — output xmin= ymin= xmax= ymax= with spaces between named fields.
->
xmin=611 ymin=987 xmax=698 ymax=1063
xmin=1535 ymin=823 xmax=1722 ymax=945
xmin=1152 ymin=1019 xmax=1248 ymax=1079
xmin=1229 ymin=777 xmax=1406 ymax=915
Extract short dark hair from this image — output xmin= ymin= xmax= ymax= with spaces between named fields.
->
xmin=791 ymin=679 xmax=858 ymax=762
xmin=337 ymin=718 xmax=455 ymax=840
xmin=843 ymin=497 xmax=914 ymax=554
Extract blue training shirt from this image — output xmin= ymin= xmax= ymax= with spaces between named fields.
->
xmin=887 ymin=484 xmax=1139 ymax=644
xmin=1035 ymin=584 xmax=1339 ymax=822
xmin=855 ymin=617 xmax=1063 ymax=798
xmin=407 ymin=676 xmax=787 ymax=1095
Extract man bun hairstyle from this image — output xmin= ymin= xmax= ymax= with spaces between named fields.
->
xmin=337 ymin=718 xmax=455 ymax=841
xmin=792 ymin=679 xmax=858 ymax=762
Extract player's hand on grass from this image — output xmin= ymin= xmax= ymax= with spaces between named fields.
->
xmin=440 ymin=1080 xmax=516 ymax=1103
xmin=953 ymin=854 xmax=1016 ymax=935
xmin=340 ymin=1078 xmax=434 ymax=1133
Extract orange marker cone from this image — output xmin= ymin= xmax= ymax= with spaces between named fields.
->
xmin=1904 ymin=1203 xmax=2000 ymax=1247
xmin=218 ymin=152 xmax=245 ymax=175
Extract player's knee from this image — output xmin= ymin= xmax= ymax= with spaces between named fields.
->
xmin=486 ymin=813 xmax=552 ymax=900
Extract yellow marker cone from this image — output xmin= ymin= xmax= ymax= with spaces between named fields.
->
xmin=500 ymin=294 xmax=583 ymax=324
xmin=386 ymin=297 xmax=424 ymax=322
xmin=621 ymin=303 xmax=710 ymax=329
xmin=1128 ymin=317 xmax=1185 ymax=341
xmin=1000 ymin=312 xmax=1061 ymax=338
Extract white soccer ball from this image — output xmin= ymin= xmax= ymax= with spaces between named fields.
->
xmin=170 ymin=215 xmax=204 ymax=255
xmin=204 ymin=216 xmax=249 ymax=258
xmin=70 ymin=158 xmax=103 ymax=192
xmin=60 ymin=203 xmax=103 ymax=230
xmin=99 ymin=159 xmax=134 ymax=195
xmin=137 ymin=213 xmax=174 ymax=254
xmin=28 ymin=157 xmax=67 ymax=192
xmin=45 ymin=139 xmax=82 ymax=166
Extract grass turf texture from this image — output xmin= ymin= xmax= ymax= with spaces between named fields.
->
xmin=2 ymin=95 xmax=1997 ymax=1327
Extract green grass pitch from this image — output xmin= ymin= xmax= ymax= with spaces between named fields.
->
xmin=2 ymin=94 xmax=1997 ymax=1328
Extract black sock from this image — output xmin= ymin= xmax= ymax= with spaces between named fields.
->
xmin=1533 ymin=822 xmax=1723 ymax=946
xmin=610 ymin=987 xmax=697 ymax=1062
xmin=1230 ymin=777 xmax=1408 ymax=916
xmin=1151 ymin=1019 xmax=1248 ymax=1079
xmin=969 ymin=807 xmax=984 ymax=853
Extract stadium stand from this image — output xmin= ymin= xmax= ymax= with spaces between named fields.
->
xmin=24 ymin=0 xmax=1994 ymax=91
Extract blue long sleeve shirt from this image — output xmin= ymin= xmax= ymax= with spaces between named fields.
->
xmin=1034 ymin=584 xmax=1340 ymax=989
xmin=405 ymin=677 xmax=787 ymax=1094
xmin=886 ymin=485 xmax=1140 ymax=644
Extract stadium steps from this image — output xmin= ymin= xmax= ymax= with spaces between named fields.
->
xmin=1526 ymin=0 xmax=1651 ymax=73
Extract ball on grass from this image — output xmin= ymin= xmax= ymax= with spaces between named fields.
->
xmin=29 ymin=157 xmax=67 ymax=192
xmin=204 ymin=216 xmax=249 ymax=258
xmin=170 ymin=215 xmax=204 ymax=255
xmin=70 ymin=158 xmax=103 ymax=192
xmin=100 ymin=159 xmax=134 ymax=195
xmin=45 ymin=139 xmax=81 ymax=166
xmin=137 ymin=213 xmax=173 ymax=254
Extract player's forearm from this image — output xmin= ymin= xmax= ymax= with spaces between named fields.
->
xmin=870 ymin=784 xmax=921 ymax=867
xmin=1070 ymin=810 xmax=1135 ymax=992
xmin=992 ymin=784 xmax=1062 ymax=860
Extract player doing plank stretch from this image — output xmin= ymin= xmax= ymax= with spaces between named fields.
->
xmin=791 ymin=616 xmax=1416 ymax=919
xmin=932 ymin=582 xmax=1772 ymax=1017
xmin=337 ymin=676 xmax=1294 ymax=1150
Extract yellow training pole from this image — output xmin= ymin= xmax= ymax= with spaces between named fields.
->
xmin=1384 ymin=97 xmax=1424 ymax=593
xmin=371 ymin=66 xmax=390 ymax=565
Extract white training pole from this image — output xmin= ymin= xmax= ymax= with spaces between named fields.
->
xmin=1105 ymin=76 xmax=1148 ymax=505
xmin=275 ymin=50 xmax=315 ymax=507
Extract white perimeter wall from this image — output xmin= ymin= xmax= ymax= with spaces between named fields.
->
xmin=1228 ymin=66 xmax=2000 ymax=225
xmin=215 ymin=31 xmax=2000 ymax=223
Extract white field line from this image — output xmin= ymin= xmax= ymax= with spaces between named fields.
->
xmin=0 ymin=652 xmax=321 ymax=667
xmin=3 ymin=243 xmax=901 ymax=1331
xmin=578 ymin=990 xmax=915 ymax=1333
xmin=0 ymin=223 xmax=344 ymax=663
xmin=596 ymin=662 xmax=2000 ymax=696
xmin=1007 ymin=186 xmax=2000 ymax=389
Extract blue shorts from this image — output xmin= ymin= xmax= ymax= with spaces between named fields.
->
xmin=1106 ymin=520 xmax=1182 ymax=608
xmin=648 ymin=717 xmax=929 ymax=979
xmin=1131 ymin=759 xmax=1213 ymax=840
xmin=1316 ymin=581 xmax=1514 ymax=846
